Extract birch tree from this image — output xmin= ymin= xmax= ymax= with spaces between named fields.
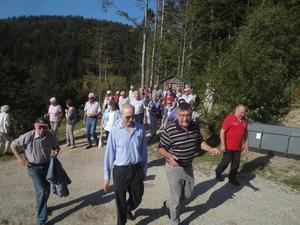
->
xmin=141 ymin=0 xmax=148 ymax=88
xmin=101 ymin=0 xmax=149 ymax=88
xmin=150 ymin=0 xmax=159 ymax=87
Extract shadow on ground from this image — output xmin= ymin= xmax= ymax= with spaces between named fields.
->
xmin=180 ymin=153 xmax=273 ymax=225
xmin=47 ymin=188 xmax=115 ymax=225
xmin=135 ymin=153 xmax=273 ymax=225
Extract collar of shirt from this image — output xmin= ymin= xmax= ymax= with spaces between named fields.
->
xmin=34 ymin=130 xmax=52 ymax=141
xmin=34 ymin=130 xmax=44 ymax=139
xmin=115 ymin=119 xmax=137 ymax=133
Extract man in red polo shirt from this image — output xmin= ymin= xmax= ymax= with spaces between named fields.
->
xmin=215 ymin=104 xmax=248 ymax=185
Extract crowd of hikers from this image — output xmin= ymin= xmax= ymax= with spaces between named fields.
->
xmin=40 ymin=83 xmax=201 ymax=150
xmin=3 ymin=83 xmax=249 ymax=225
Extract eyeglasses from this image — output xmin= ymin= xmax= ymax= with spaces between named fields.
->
xmin=125 ymin=115 xmax=135 ymax=120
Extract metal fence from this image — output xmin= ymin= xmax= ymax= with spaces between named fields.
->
xmin=248 ymin=122 xmax=300 ymax=156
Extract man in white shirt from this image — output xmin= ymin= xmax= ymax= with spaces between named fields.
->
xmin=84 ymin=92 xmax=101 ymax=149
xmin=118 ymin=91 xmax=129 ymax=109
xmin=180 ymin=88 xmax=195 ymax=104
xmin=130 ymin=91 xmax=146 ymax=124
xmin=128 ymin=85 xmax=136 ymax=102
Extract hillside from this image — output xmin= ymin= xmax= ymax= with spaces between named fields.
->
xmin=0 ymin=16 xmax=141 ymax=134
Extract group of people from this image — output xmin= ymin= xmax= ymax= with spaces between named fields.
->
xmin=6 ymin=82 xmax=248 ymax=225
xmin=99 ymin=84 xmax=200 ymax=142
xmin=102 ymin=100 xmax=248 ymax=225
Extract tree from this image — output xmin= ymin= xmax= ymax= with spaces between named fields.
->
xmin=212 ymin=6 xmax=297 ymax=122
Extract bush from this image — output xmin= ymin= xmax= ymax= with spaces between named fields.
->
xmin=209 ymin=6 xmax=298 ymax=123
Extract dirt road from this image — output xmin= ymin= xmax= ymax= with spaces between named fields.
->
xmin=0 ymin=136 xmax=299 ymax=225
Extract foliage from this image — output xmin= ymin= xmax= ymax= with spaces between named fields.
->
xmin=0 ymin=16 xmax=140 ymax=135
xmin=1 ymin=0 xmax=300 ymax=135
xmin=210 ymin=6 xmax=298 ymax=123
xmin=202 ymin=110 xmax=228 ymax=135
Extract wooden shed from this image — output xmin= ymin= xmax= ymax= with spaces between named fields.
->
xmin=158 ymin=75 xmax=190 ymax=92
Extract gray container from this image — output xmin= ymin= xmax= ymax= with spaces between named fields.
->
xmin=248 ymin=122 xmax=300 ymax=156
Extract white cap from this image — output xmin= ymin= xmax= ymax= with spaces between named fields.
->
xmin=49 ymin=97 xmax=56 ymax=103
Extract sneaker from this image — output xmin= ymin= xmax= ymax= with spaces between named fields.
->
xmin=85 ymin=145 xmax=92 ymax=149
xmin=216 ymin=172 xmax=224 ymax=182
xmin=163 ymin=201 xmax=170 ymax=219
xmin=126 ymin=211 xmax=134 ymax=221
xmin=68 ymin=145 xmax=75 ymax=149
xmin=66 ymin=143 xmax=71 ymax=147
xmin=229 ymin=179 xmax=240 ymax=186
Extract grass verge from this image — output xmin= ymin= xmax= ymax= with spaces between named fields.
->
xmin=281 ymin=176 xmax=300 ymax=192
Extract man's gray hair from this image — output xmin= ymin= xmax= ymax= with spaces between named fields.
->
xmin=177 ymin=102 xmax=192 ymax=112
xmin=120 ymin=103 xmax=135 ymax=113
xmin=236 ymin=104 xmax=246 ymax=110
xmin=0 ymin=105 xmax=9 ymax=113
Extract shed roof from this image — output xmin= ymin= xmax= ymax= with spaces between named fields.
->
xmin=158 ymin=75 xmax=191 ymax=84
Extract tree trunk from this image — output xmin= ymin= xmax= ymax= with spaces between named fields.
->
xmin=157 ymin=0 xmax=165 ymax=82
xmin=141 ymin=0 xmax=148 ymax=88
xmin=104 ymin=57 xmax=108 ymax=91
xmin=98 ymin=32 xmax=103 ymax=102
xmin=150 ymin=0 xmax=159 ymax=87
xmin=180 ymin=0 xmax=189 ymax=77
xmin=178 ymin=0 xmax=189 ymax=77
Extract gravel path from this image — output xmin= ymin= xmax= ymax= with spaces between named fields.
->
xmin=0 ymin=137 xmax=299 ymax=225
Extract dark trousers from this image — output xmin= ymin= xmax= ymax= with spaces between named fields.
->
xmin=215 ymin=150 xmax=241 ymax=181
xmin=105 ymin=131 xmax=110 ymax=139
xmin=28 ymin=163 xmax=50 ymax=225
xmin=113 ymin=164 xmax=144 ymax=225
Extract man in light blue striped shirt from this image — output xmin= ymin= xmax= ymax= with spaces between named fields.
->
xmin=103 ymin=103 xmax=147 ymax=225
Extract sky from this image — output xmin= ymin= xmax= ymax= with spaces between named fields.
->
xmin=0 ymin=0 xmax=149 ymax=25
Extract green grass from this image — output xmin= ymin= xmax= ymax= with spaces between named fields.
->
xmin=0 ymin=153 xmax=15 ymax=161
xmin=281 ymin=176 xmax=300 ymax=192
xmin=56 ymin=119 xmax=85 ymax=142
xmin=196 ymin=150 xmax=223 ymax=164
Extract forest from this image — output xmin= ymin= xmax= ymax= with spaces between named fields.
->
xmin=0 ymin=0 xmax=299 ymax=135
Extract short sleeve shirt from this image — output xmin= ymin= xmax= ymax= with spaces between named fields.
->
xmin=222 ymin=114 xmax=247 ymax=150
xmin=84 ymin=101 xmax=100 ymax=117
xmin=48 ymin=105 xmax=62 ymax=122
xmin=12 ymin=130 xmax=60 ymax=164
xmin=159 ymin=121 xmax=203 ymax=166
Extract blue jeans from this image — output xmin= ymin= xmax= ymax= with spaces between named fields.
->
xmin=28 ymin=163 xmax=50 ymax=225
xmin=85 ymin=117 xmax=99 ymax=146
